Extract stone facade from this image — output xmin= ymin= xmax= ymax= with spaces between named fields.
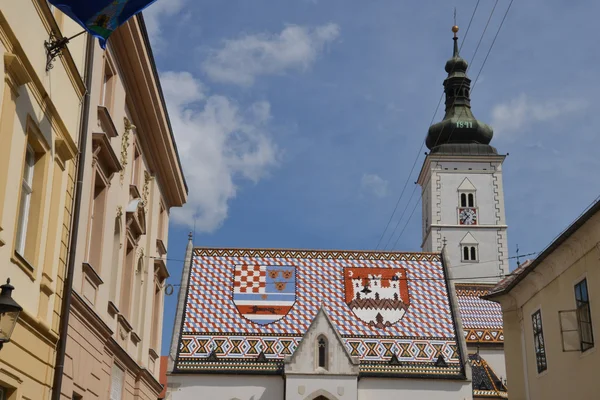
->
xmin=0 ymin=1 xmax=82 ymax=398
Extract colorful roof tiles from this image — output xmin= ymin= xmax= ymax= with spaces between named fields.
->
xmin=175 ymin=248 xmax=465 ymax=377
xmin=455 ymin=284 xmax=504 ymax=344
xmin=469 ymin=353 xmax=508 ymax=398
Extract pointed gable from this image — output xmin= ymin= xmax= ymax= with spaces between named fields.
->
xmin=460 ymin=232 xmax=478 ymax=244
xmin=285 ymin=307 xmax=359 ymax=375
xmin=458 ymin=177 xmax=476 ymax=191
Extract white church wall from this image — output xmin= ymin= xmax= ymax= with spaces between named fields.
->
xmin=475 ymin=348 xmax=507 ymax=384
xmin=358 ymin=377 xmax=473 ymax=400
xmin=167 ymin=374 xmax=283 ymax=400
xmin=286 ymin=375 xmax=357 ymax=400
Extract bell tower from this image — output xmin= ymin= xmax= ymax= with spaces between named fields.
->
xmin=417 ymin=26 xmax=509 ymax=283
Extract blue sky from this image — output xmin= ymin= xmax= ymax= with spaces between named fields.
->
xmin=141 ymin=0 xmax=600 ymax=355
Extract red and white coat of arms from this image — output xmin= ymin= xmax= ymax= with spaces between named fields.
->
xmin=344 ymin=267 xmax=410 ymax=329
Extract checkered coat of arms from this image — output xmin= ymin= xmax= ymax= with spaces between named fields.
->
xmin=232 ymin=264 xmax=296 ymax=325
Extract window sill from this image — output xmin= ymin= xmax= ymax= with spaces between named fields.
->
xmin=11 ymin=251 xmax=35 ymax=281
xmin=580 ymin=345 xmax=596 ymax=359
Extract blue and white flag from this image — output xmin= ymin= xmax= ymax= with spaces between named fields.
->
xmin=48 ymin=0 xmax=160 ymax=48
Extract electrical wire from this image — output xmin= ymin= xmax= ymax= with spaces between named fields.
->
xmin=383 ymin=0 xmax=517 ymax=249
xmin=163 ymin=251 xmax=538 ymax=288
xmin=374 ymin=1 xmax=482 ymax=250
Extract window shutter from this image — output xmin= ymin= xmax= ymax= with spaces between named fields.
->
xmin=559 ymin=310 xmax=580 ymax=352
xmin=110 ymin=364 xmax=124 ymax=400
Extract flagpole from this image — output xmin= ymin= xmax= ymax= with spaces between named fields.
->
xmin=44 ymin=30 xmax=87 ymax=71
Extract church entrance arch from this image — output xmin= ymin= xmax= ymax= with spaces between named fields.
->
xmin=304 ymin=389 xmax=338 ymax=400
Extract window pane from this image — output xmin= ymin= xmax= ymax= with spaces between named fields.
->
xmin=463 ymin=247 xmax=469 ymax=260
xmin=575 ymin=279 xmax=594 ymax=351
xmin=470 ymin=247 xmax=476 ymax=261
xmin=460 ymin=193 xmax=467 ymax=207
xmin=532 ymin=310 xmax=547 ymax=373
xmin=468 ymin=193 xmax=474 ymax=207
xmin=16 ymin=185 xmax=31 ymax=255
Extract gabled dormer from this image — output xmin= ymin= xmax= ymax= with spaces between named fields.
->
xmin=284 ymin=306 xmax=359 ymax=375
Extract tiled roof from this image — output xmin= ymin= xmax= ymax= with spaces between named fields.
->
xmin=469 ymin=353 xmax=508 ymax=399
xmin=455 ymin=284 xmax=503 ymax=344
xmin=485 ymin=260 xmax=532 ymax=298
xmin=175 ymin=248 xmax=464 ymax=377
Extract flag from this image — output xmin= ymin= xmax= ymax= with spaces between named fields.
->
xmin=48 ymin=0 xmax=159 ymax=48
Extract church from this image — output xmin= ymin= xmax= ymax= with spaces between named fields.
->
xmin=166 ymin=26 xmax=508 ymax=400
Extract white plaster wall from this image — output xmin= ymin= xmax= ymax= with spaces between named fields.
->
xmin=286 ymin=375 xmax=357 ymax=400
xmin=358 ymin=378 xmax=472 ymax=400
xmin=420 ymin=158 xmax=509 ymax=282
xmin=168 ymin=375 xmax=283 ymax=400
xmin=476 ymin=348 xmax=507 ymax=384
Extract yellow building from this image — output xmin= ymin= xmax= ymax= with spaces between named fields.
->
xmin=486 ymin=198 xmax=600 ymax=400
xmin=0 ymin=1 xmax=85 ymax=399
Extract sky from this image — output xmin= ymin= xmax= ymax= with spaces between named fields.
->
xmin=141 ymin=0 xmax=600 ymax=355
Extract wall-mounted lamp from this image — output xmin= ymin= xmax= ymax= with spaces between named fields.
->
xmin=0 ymin=279 xmax=23 ymax=351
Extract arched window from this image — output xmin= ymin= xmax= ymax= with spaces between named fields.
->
xmin=317 ymin=336 xmax=328 ymax=369
xmin=460 ymin=193 xmax=467 ymax=207
xmin=463 ymin=246 xmax=470 ymax=261
xmin=470 ymin=246 xmax=477 ymax=261
xmin=468 ymin=193 xmax=475 ymax=207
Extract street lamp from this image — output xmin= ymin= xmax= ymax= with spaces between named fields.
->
xmin=0 ymin=279 xmax=23 ymax=351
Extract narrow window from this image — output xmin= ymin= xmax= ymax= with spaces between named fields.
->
xmin=131 ymin=145 xmax=141 ymax=188
xmin=86 ymin=173 xmax=108 ymax=271
xmin=150 ymin=274 xmax=163 ymax=350
xmin=532 ymin=310 xmax=548 ymax=373
xmin=317 ymin=336 xmax=327 ymax=369
xmin=15 ymin=146 xmax=35 ymax=255
xmin=0 ymin=387 xmax=5 ymax=400
xmin=470 ymin=246 xmax=477 ymax=261
xmin=110 ymin=364 xmax=124 ymax=400
xmin=468 ymin=193 xmax=475 ymax=207
xmin=460 ymin=193 xmax=467 ymax=207
xmin=120 ymin=244 xmax=135 ymax=319
xmin=101 ymin=59 xmax=115 ymax=111
xmin=463 ymin=246 xmax=470 ymax=261
xmin=575 ymin=279 xmax=594 ymax=351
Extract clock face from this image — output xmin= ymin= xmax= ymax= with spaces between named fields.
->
xmin=459 ymin=208 xmax=477 ymax=225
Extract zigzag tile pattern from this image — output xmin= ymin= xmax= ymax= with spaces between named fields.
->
xmin=177 ymin=248 xmax=461 ymax=365
xmin=455 ymin=283 xmax=504 ymax=344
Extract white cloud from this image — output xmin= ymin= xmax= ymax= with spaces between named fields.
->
xmin=143 ymin=0 xmax=187 ymax=48
xmin=491 ymin=94 xmax=587 ymax=139
xmin=162 ymin=71 xmax=280 ymax=231
xmin=203 ymin=23 xmax=340 ymax=86
xmin=361 ymin=174 xmax=389 ymax=198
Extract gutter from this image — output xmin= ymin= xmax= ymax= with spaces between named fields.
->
xmin=51 ymin=33 xmax=95 ymax=400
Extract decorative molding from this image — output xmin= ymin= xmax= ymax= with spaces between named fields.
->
xmin=4 ymin=52 xmax=31 ymax=95
xmin=120 ymin=117 xmax=135 ymax=184
xmin=82 ymin=262 xmax=104 ymax=287
xmin=116 ymin=205 xmax=123 ymax=220
xmin=193 ymin=247 xmax=442 ymax=261
xmin=142 ymin=171 xmax=152 ymax=211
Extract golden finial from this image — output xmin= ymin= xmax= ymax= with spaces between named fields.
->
xmin=452 ymin=25 xmax=459 ymax=38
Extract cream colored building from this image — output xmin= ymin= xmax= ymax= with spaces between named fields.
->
xmin=486 ymin=198 xmax=600 ymax=400
xmin=55 ymin=13 xmax=187 ymax=400
xmin=0 ymin=1 xmax=85 ymax=399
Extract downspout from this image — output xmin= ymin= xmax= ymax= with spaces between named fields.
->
xmin=51 ymin=33 xmax=95 ymax=400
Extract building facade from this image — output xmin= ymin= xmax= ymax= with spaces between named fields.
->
xmin=55 ymin=13 xmax=187 ymax=400
xmin=486 ymin=198 xmax=600 ymax=400
xmin=418 ymin=27 xmax=508 ymax=398
xmin=0 ymin=1 xmax=84 ymax=399
xmin=167 ymin=245 xmax=473 ymax=400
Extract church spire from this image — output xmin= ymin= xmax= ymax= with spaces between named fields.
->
xmin=426 ymin=26 xmax=496 ymax=155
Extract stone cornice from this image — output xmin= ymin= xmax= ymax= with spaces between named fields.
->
xmin=109 ymin=17 xmax=187 ymax=209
